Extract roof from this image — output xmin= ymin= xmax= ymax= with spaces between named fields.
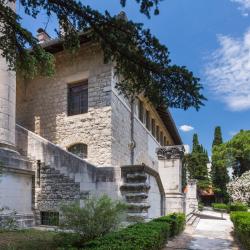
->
xmin=40 ymin=35 xmax=183 ymax=145
xmin=157 ymin=107 xmax=182 ymax=145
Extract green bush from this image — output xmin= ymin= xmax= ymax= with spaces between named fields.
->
xmin=57 ymin=195 xmax=127 ymax=246
xmin=198 ymin=202 xmax=204 ymax=211
xmin=212 ymin=203 xmax=228 ymax=211
xmin=229 ymin=202 xmax=248 ymax=212
xmin=230 ymin=212 xmax=250 ymax=250
xmin=153 ymin=213 xmax=185 ymax=237
xmin=83 ymin=213 xmax=185 ymax=250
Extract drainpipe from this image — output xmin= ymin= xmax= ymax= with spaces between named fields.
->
xmin=129 ymin=97 xmax=136 ymax=165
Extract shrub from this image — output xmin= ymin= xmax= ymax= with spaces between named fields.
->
xmin=230 ymin=212 xmax=250 ymax=250
xmin=83 ymin=213 xmax=185 ymax=250
xmin=229 ymin=202 xmax=248 ymax=212
xmin=212 ymin=203 xmax=228 ymax=211
xmin=198 ymin=202 xmax=204 ymax=211
xmin=57 ymin=195 xmax=127 ymax=246
xmin=153 ymin=213 xmax=185 ymax=237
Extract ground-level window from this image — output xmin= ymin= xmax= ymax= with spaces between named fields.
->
xmin=68 ymin=81 xmax=88 ymax=116
xmin=41 ymin=211 xmax=59 ymax=226
xmin=68 ymin=143 xmax=88 ymax=159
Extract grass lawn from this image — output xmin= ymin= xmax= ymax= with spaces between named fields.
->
xmin=0 ymin=229 xmax=57 ymax=250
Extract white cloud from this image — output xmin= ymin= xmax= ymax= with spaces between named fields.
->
xmin=229 ymin=131 xmax=238 ymax=136
xmin=231 ymin=0 xmax=250 ymax=15
xmin=179 ymin=125 xmax=194 ymax=132
xmin=205 ymin=28 xmax=250 ymax=111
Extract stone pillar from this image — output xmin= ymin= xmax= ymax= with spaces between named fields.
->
xmin=185 ymin=179 xmax=198 ymax=215
xmin=156 ymin=145 xmax=185 ymax=214
xmin=0 ymin=1 xmax=16 ymax=151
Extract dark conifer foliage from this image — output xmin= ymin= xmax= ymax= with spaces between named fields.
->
xmin=184 ymin=133 xmax=209 ymax=189
xmin=211 ymin=126 xmax=229 ymax=203
xmin=0 ymin=0 xmax=206 ymax=110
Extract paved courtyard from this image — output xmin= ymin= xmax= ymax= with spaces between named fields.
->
xmin=165 ymin=210 xmax=240 ymax=250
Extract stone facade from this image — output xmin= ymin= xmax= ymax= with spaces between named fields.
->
xmin=16 ymin=42 xmax=177 ymax=170
xmin=157 ymin=145 xmax=185 ymax=214
xmin=17 ymin=44 xmax=113 ymax=167
xmin=0 ymin=35 xmax=186 ymax=226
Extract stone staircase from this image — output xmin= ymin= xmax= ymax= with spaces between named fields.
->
xmin=120 ymin=167 xmax=151 ymax=222
xmin=34 ymin=164 xmax=81 ymax=224
xmin=186 ymin=210 xmax=200 ymax=226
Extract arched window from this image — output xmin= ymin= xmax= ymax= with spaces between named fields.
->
xmin=68 ymin=143 xmax=88 ymax=159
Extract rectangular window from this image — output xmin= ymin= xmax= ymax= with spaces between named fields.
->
xmin=156 ymin=126 xmax=160 ymax=142
xmin=138 ymin=100 xmax=144 ymax=123
xmin=41 ymin=211 xmax=59 ymax=226
xmin=160 ymin=131 xmax=163 ymax=145
xmin=146 ymin=110 xmax=150 ymax=130
xmin=68 ymin=81 xmax=88 ymax=116
xmin=151 ymin=119 xmax=156 ymax=137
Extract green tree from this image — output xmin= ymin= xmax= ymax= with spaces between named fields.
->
xmin=0 ymin=0 xmax=205 ymax=111
xmin=212 ymin=126 xmax=223 ymax=147
xmin=213 ymin=130 xmax=250 ymax=178
xmin=211 ymin=126 xmax=229 ymax=203
xmin=184 ymin=134 xmax=209 ymax=189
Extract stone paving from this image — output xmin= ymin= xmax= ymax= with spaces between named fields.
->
xmin=164 ymin=210 xmax=240 ymax=250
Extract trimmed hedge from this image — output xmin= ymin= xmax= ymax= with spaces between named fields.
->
xmin=212 ymin=202 xmax=248 ymax=212
xmin=230 ymin=212 xmax=250 ymax=250
xmin=212 ymin=203 xmax=228 ymax=211
xmin=83 ymin=213 xmax=185 ymax=250
xmin=229 ymin=203 xmax=248 ymax=212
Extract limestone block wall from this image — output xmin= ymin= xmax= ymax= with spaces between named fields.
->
xmin=0 ymin=171 xmax=33 ymax=214
xmin=35 ymin=164 xmax=81 ymax=223
xmin=147 ymin=174 xmax=162 ymax=219
xmin=15 ymin=125 xmax=122 ymax=224
xmin=111 ymin=90 xmax=174 ymax=170
xmin=16 ymin=44 xmax=113 ymax=167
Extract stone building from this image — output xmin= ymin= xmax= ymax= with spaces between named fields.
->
xmin=0 ymin=17 xmax=197 ymax=226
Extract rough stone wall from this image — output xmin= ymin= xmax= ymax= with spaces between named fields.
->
xmin=35 ymin=164 xmax=80 ymax=224
xmin=17 ymin=43 xmax=113 ymax=167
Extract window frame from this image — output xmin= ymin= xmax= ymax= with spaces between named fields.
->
xmin=68 ymin=143 xmax=88 ymax=159
xmin=138 ymin=99 xmax=144 ymax=123
xmin=68 ymin=80 xmax=88 ymax=116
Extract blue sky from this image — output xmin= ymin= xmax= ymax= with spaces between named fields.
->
xmin=18 ymin=0 xmax=250 ymax=155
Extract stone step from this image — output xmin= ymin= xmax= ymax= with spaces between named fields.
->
xmin=127 ymin=212 xmax=148 ymax=222
xmin=125 ymin=192 xmax=148 ymax=202
xmin=126 ymin=173 xmax=147 ymax=182
xmin=127 ymin=202 xmax=150 ymax=213
xmin=120 ymin=183 xmax=150 ymax=192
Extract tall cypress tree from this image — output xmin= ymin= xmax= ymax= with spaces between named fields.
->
xmin=184 ymin=133 xmax=209 ymax=190
xmin=212 ymin=126 xmax=223 ymax=147
xmin=192 ymin=133 xmax=200 ymax=153
xmin=211 ymin=126 xmax=229 ymax=202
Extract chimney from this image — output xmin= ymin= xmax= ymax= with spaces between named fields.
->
xmin=37 ymin=28 xmax=51 ymax=43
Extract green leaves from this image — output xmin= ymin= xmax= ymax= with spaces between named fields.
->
xmin=0 ymin=0 xmax=206 ymax=110
xmin=213 ymin=130 xmax=250 ymax=177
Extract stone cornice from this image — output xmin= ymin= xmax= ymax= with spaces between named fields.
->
xmin=156 ymin=145 xmax=185 ymax=160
